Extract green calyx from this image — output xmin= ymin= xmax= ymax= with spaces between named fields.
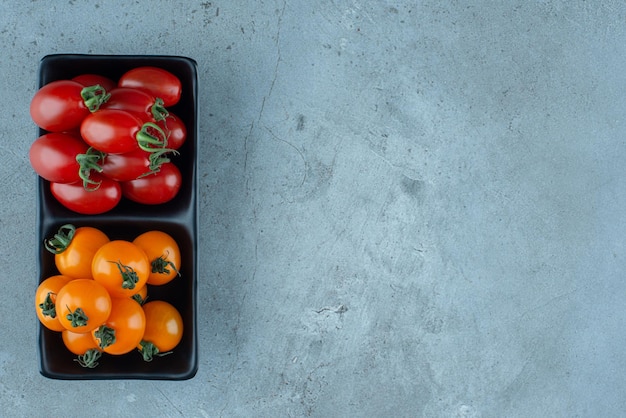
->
xmin=74 ymin=349 xmax=102 ymax=368
xmin=151 ymin=252 xmax=181 ymax=277
xmin=94 ymin=325 xmax=116 ymax=349
xmin=109 ymin=260 xmax=139 ymax=290
xmin=135 ymin=122 xmax=179 ymax=175
xmin=66 ymin=306 xmax=89 ymax=328
xmin=151 ymin=97 xmax=169 ymax=122
xmin=44 ymin=224 xmax=76 ymax=254
xmin=136 ymin=122 xmax=168 ymax=150
xmin=138 ymin=147 xmax=179 ymax=178
xmin=76 ymin=147 xmax=105 ymax=191
xmin=81 ymin=84 xmax=110 ymax=112
xmin=38 ymin=292 xmax=57 ymax=318
xmin=131 ymin=292 xmax=148 ymax=305
xmin=138 ymin=340 xmax=172 ymax=362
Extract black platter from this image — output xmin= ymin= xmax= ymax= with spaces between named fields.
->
xmin=36 ymin=54 xmax=198 ymax=380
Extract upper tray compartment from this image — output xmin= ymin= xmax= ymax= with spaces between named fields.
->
xmin=36 ymin=54 xmax=198 ymax=220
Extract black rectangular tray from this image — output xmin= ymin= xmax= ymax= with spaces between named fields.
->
xmin=36 ymin=54 xmax=198 ymax=380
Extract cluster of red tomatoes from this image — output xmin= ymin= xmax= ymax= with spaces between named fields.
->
xmin=29 ymin=67 xmax=186 ymax=214
xmin=35 ymin=224 xmax=184 ymax=368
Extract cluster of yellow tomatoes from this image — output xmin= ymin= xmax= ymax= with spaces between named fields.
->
xmin=35 ymin=224 xmax=184 ymax=368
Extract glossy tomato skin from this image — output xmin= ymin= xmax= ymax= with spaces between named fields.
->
xmin=92 ymin=297 xmax=146 ymax=355
xmin=56 ymin=279 xmax=112 ymax=333
xmin=72 ymin=74 xmax=116 ymax=92
xmin=80 ymin=109 xmax=143 ymax=154
xmin=30 ymin=80 xmax=91 ymax=132
xmin=101 ymin=148 xmax=154 ymax=182
xmin=118 ymin=66 xmax=182 ymax=107
xmin=141 ymin=301 xmax=183 ymax=353
xmin=133 ymin=230 xmax=181 ymax=285
xmin=55 ymin=226 xmax=110 ymax=280
xmin=158 ymin=112 xmax=187 ymax=150
xmin=50 ymin=173 xmax=122 ymax=215
xmin=91 ymin=240 xmax=150 ymax=298
xmin=101 ymin=87 xmax=166 ymax=123
xmin=62 ymin=329 xmax=101 ymax=355
xmin=35 ymin=275 xmax=74 ymax=332
xmin=121 ymin=162 xmax=182 ymax=205
xmin=29 ymin=133 xmax=88 ymax=183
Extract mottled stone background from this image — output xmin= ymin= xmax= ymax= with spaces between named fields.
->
xmin=1 ymin=1 xmax=625 ymax=416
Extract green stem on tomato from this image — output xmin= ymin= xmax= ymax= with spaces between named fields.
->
xmin=38 ymin=292 xmax=57 ymax=318
xmin=151 ymin=251 xmax=181 ymax=276
xmin=131 ymin=293 xmax=148 ymax=305
xmin=74 ymin=349 xmax=102 ymax=368
xmin=44 ymin=224 xmax=76 ymax=254
xmin=80 ymin=84 xmax=110 ymax=112
xmin=136 ymin=122 xmax=169 ymax=150
xmin=94 ymin=325 xmax=116 ymax=349
xmin=76 ymin=147 xmax=105 ymax=191
xmin=151 ymin=97 xmax=169 ymax=122
xmin=108 ymin=260 xmax=139 ymax=290
xmin=66 ymin=306 xmax=89 ymax=328
xmin=138 ymin=340 xmax=172 ymax=362
xmin=138 ymin=148 xmax=179 ymax=178
xmin=134 ymin=122 xmax=179 ymax=176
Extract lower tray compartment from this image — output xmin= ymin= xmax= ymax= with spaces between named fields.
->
xmin=37 ymin=219 xmax=198 ymax=380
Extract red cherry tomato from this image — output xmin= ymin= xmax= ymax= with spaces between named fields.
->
xmin=30 ymin=80 xmax=108 ymax=132
xmin=157 ymin=112 xmax=187 ymax=150
xmin=80 ymin=109 xmax=144 ymax=154
xmin=101 ymin=87 xmax=168 ymax=123
xmin=50 ymin=173 xmax=121 ymax=214
xmin=101 ymin=148 xmax=154 ymax=182
xmin=72 ymin=74 xmax=116 ymax=92
xmin=29 ymin=133 xmax=89 ymax=183
xmin=81 ymin=109 xmax=169 ymax=155
xmin=121 ymin=162 xmax=182 ymax=205
xmin=118 ymin=66 xmax=182 ymax=107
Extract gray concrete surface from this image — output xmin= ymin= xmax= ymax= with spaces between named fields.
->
xmin=1 ymin=0 xmax=625 ymax=416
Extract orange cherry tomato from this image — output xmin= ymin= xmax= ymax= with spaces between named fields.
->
xmin=35 ymin=275 xmax=74 ymax=331
xmin=56 ymin=279 xmax=112 ymax=333
xmin=132 ymin=231 xmax=181 ymax=285
xmin=91 ymin=240 xmax=150 ymax=298
xmin=139 ymin=300 xmax=183 ymax=361
xmin=92 ymin=297 xmax=146 ymax=355
xmin=62 ymin=329 xmax=103 ymax=368
xmin=45 ymin=224 xmax=110 ymax=280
